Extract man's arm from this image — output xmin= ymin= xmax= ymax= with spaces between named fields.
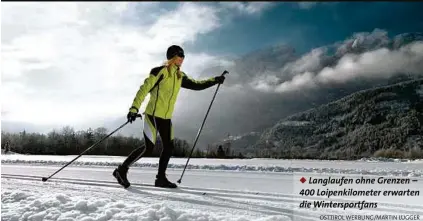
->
xmin=130 ymin=66 xmax=164 ymax=112
xmin=181 ymin=72 xmax=217 ymax=91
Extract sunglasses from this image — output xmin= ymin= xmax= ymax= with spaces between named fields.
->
xmin=176 ymin=50 xmax=185 ymax=58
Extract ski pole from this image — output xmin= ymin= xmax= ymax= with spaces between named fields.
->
xmin=177 ymin=70 xmax=229 ymax=184
xmin=41 ymin=114 xmax=142 ymax=182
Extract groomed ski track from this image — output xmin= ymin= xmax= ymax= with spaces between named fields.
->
xmin=1 ymin=173 xmax=315 ymax=221
xmin=2 ymin=164 xmax=422 ymax=221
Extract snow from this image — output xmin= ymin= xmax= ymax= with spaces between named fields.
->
xmin=374 ymin=100 xmax=408 ymax=111
xmin=1 ymin=149 xmax=19 ymax=155
xmin=223 ymin=132 xmax=261 ymax=141
xmin=2 ymin=188 xmax=287 ymax=221
xmin=2 ymin=156 xmax=423 ymax=221
xmin=278 ymin=121 xmax=311 ymax=127
xmin=2 ymin=155 xmax=423 ymax=177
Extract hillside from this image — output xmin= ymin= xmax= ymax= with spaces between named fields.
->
xmin=211 ymin=132 xmax=261 ymax=156
xmin=251 ymin=79 xmax=423 ymax=160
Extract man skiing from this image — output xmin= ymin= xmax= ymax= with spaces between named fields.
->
xmin=113 ymin=45 xmax=225 ymax=188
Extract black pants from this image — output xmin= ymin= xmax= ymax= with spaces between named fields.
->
xmin=122 ymin=114 xmax=174 ymax=177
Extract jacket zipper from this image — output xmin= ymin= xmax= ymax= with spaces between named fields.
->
xmin=151 ymin=73 xmax=164 ymax=117
xmin=165 ymin=68 xmax=177 ymax=118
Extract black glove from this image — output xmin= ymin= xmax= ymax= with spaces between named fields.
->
xmin=127 ymin=112 xmax=138 ymax=123
xmin=215 ymin=75 xmax=225 ymax=84
xmin=127 ymin=106 xmax=140 ymax=123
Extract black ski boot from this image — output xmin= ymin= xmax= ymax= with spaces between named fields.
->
xmin=113 ymin=164 xmax=130 ymax=188
xmin=155 ymin=175 xmax=177 ymax=188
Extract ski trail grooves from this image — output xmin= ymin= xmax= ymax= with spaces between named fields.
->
xmin=2 ymin=175 xmax=315 ymax=221
xmin=2 ymin=174 xmax=322 ymax=220
xmin=2 ymin=180 xmax=291 ymax=221
xmin=3 ymin=174 xmax=422 ymax=220
xmin=3 ymin=173 xmax=422 ymax=212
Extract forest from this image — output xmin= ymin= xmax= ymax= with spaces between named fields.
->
xmin=1 ymin=126 xmax=243 ymax=159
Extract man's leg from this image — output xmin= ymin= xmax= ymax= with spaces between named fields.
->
xmin=155 ymin=118 xmax=177 ymax=188
xmin=113 ymin=114 xmax=157 ymax=188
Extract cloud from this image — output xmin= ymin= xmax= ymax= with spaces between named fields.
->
xmin=252 ymin=29 xmax=423 ymax=93
xmin=250 ymin=74 xmax=281 ymax=92
xmin=147 ymin=3 xmax=221 ymax=47
xmin=2 ymin=2 xmax=274 ymax=129
xmin=219 ymin=2 xmax=274 ymax=15
xmin=254 ymin=41 xmax=423 ymax=93
xmin=335 ymin=29 xmax=390 ymax=56
xmin=1 ymin=2 xmax=228 ymax=126
xmin=318 ymin=41 xmax=423 ymax=83
xmin=276 ymin=72 xmax=318 ymax=93
xmin=281 ymin=47 xmax=327 ymax=76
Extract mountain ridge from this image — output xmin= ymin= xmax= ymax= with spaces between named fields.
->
xmin=248 ymin=78 xmax=423 ymax=159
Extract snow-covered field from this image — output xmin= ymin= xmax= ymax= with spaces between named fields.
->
xmin=2 ymin=155 xmax=423 ymax=221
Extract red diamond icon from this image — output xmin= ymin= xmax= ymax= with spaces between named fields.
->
xmin=300 ymin=177 xmax=306 ymax=183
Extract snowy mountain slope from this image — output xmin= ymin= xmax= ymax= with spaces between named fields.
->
xmin=2 ymin=159 xmax=423 ymax=221
xmin=252 ymin=79 xmax=423 ymax=159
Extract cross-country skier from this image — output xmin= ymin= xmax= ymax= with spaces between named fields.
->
xmin=113 ymin=45 xmax=226 ymax=188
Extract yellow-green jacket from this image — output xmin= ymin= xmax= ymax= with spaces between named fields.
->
xmin=129 ymin=64 xmax=218 ymax=119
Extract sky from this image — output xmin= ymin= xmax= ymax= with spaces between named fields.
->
xmin=2 ymin=2 xmax=423 ymax=135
